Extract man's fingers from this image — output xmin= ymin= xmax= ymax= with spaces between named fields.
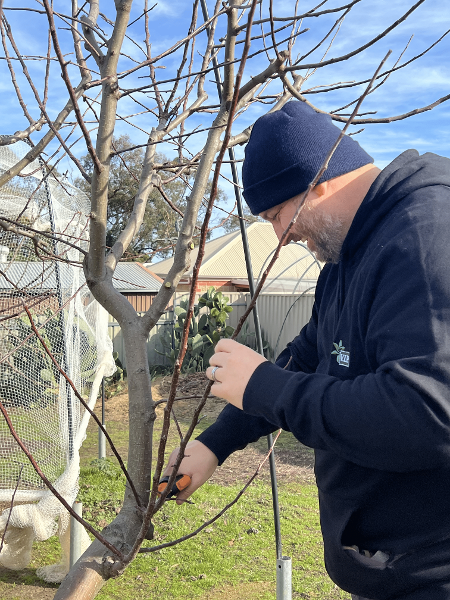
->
xmin=174 ymin=473 xmax=202 ymax=505
xmin=160 ymin=441 xmax=219 ymax=505
xmin=206 ymin=364 xmax=223 ymax=384
xmin=215 ymin=338 xmax=240 ymax=353
xmin=175 ymin=486 xmax=193 ymax=505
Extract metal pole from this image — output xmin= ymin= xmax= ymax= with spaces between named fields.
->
xmin=98 ymin=378 xmax=106 ymax=459
xmin=69 ymin=500 xmax=83 ymax=568
xmin=277 ymin=556 xmax=292 ymax=600
xmin=200 ymin=0 xmax=287 ymax=575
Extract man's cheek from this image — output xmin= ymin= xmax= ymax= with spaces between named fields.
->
xmin=307 ymin=238 xmax=317 ymax=252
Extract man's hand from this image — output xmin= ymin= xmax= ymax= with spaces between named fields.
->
xmin=206 ymin=338 xmax=267 ymax=409
xmin=162 ymin=440 xmax=218 ymax=505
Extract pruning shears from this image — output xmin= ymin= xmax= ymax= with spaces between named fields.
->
xmin=158 ymin=474 xmax=191 ymax=498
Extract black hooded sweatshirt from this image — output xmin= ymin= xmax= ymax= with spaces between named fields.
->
xmin=197 ymin=150 xmax=450 ymax=599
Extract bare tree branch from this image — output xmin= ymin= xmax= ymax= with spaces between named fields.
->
xmin=285 ymin=0 xmax=426 ymax=73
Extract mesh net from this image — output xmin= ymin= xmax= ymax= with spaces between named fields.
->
xmin=0 ymin=141 xmax=115 ymax=580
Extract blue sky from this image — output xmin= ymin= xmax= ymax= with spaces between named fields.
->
xmin=1 ymin=0 xmax=449 ymax=235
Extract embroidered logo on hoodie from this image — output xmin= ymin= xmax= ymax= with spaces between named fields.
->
xmin=331 ymin=341 xmax=350 ymax=367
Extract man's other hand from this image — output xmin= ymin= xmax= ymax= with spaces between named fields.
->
xmin=206 ymin=339 xmax=267 ymax=409
xmin=162 ymin=440 xmax=218 ymax=505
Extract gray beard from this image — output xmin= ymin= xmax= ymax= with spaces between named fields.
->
xmin=301 ymin=209 xmax=345 ymax=264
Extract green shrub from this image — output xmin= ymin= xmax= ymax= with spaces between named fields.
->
xmin=156 ymin=287 xmax=234 ymax=373
xmin=0 ymin=309 xmax=64 ymax=408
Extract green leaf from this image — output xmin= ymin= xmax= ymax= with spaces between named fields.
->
xmin=224 ymin=305 xmax=233 ymax=313
xmin=191 ymin=333 xmax=203 ymax=354
xmin=203 ymin=344 xmax=215 ymax=367
xmin=198 ymin=313 xmax=208 ymax=331
xmin=40 ymin=368 xmax=54 ymax=383
xmin=175 ymin=306 xmax=187 ymax=318
xmin=224 ymin=326 xmax=234 ymax=336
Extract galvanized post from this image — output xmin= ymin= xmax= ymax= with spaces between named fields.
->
xmin=98 ymin=378 xmax=106 ymax=459
xmin=277 ymin=556 xmax=292 ymax=600
xmin=69 ymin=501 xmax=83 ymax=568
xmin=199 ymin=2 xmax=291 ymax=597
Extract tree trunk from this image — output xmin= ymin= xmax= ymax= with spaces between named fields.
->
xmin=53 ymin=508 xmax=143 ymax=600
xmin=54 ymin=317 xmax=154 ymax=599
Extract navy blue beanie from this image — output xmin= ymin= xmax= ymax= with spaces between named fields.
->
xmin=242 ymin=101 xmax=373 ymax=215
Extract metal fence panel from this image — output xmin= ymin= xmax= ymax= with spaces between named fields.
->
xmin=252 ymin=294 xmax=315 ymax=359
xmin=107 ymin=292 xmax=315 ymax=369
xmin=108 ymin=311 xmax=174 ymax=370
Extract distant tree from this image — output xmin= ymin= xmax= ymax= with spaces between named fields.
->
xmin=220 ymin=204 xmax=262 ymax=233
xmin=77 ymin=135 xmax=226 ymax=260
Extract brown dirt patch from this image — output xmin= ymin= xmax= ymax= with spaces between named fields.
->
xmin=201 ymin=581 xmax=273 ymax=599
xmin=100 ymin=372 xmax=315 ymax=486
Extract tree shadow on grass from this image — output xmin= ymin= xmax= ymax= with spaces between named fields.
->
xmin=0 ymin=565 xmax=58 ymax=588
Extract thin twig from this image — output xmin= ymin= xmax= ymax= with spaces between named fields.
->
xmin=42 ymin=0 xmax=102 ymax=174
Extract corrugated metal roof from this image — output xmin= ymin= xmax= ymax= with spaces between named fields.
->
xmin=150 ymin=222 xmax=321 ymax=283
xmin=0 ymin=261 xmax=75 ymax=292
xmin=0 ymin=262 xmax=162 ymax=293
xmin=149 ymin=228 xmax=241 ymax=277
xmin=112 ymin=263 xmax=162 ymax=293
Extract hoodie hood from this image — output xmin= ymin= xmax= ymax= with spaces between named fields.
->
xmin=343 ymin=150 xmax=450 ymax=258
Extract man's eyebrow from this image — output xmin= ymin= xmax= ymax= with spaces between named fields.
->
xmin=261 ymin=207 xmax=280 ymax=220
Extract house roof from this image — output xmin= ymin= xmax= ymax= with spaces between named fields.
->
xmin=112 ymin=263 xmax=163 ymax=293
xmin=0 ymin=261 xmax=163 ymax=294
xmin=150 ymin=222 xmax=322 ymax=290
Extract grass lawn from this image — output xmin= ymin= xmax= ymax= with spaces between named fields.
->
xmin=24 ymin=470 xmax=349 ymax=600
xmin=0 ymin=376 xmax=351 ymax=599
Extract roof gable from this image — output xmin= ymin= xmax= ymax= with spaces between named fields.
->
xmin=150 ymin=222 xmax=321 ymax=282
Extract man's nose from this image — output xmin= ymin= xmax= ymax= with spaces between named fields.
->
xmin=272 ymin=223 xmax=289 ymax=245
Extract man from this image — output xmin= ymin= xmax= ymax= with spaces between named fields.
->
xmin=163 ymin=102 xmax=450 ymax=599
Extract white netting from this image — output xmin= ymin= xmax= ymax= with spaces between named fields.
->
xmin=0 ymin=141 xmax=115 ymax=581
